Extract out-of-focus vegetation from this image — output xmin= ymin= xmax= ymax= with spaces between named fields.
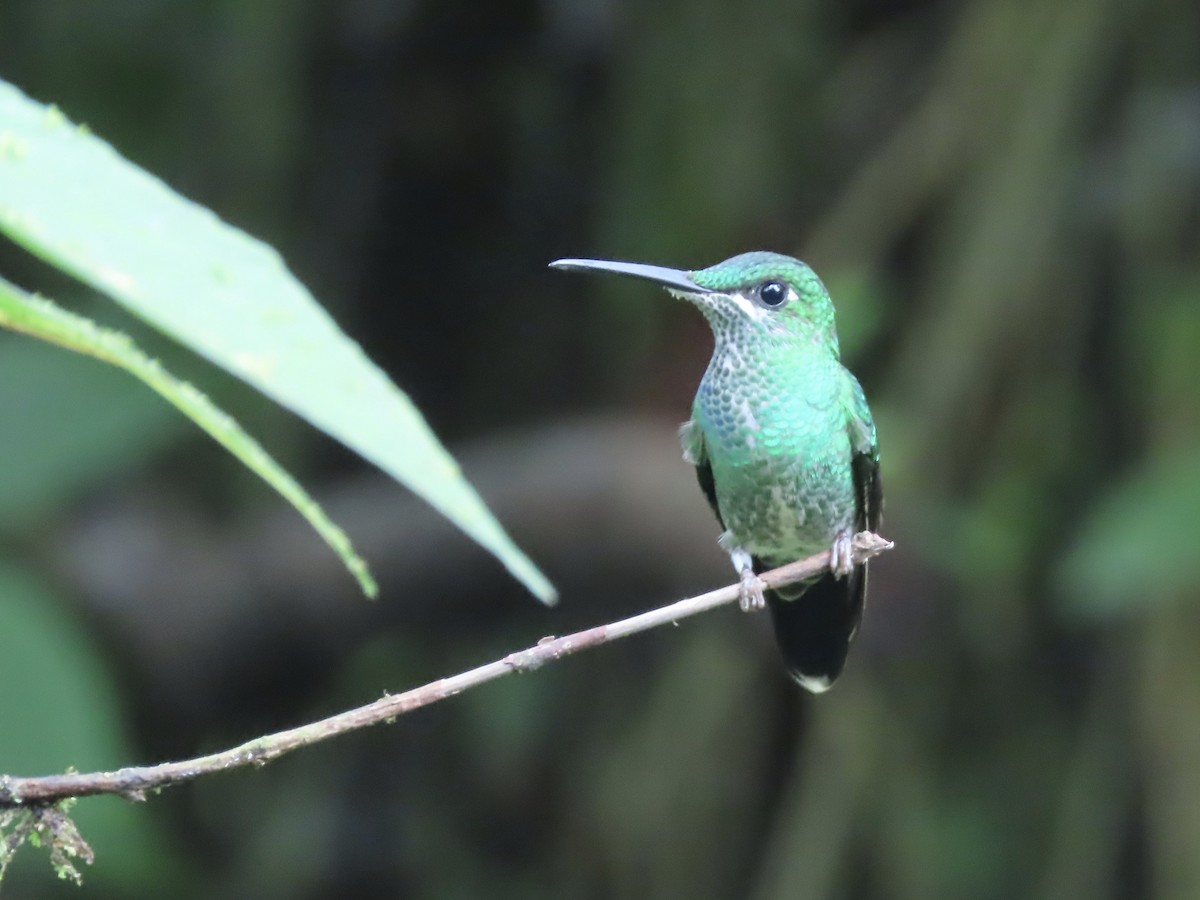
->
xmin=0 ymin=79 xmax=556 ymax=602
xmin=0 ymin=0 xmax=1197 ymax=896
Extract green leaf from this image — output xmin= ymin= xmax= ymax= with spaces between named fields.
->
xmin=0 ymin=560 xmax=180 ymax=889
xmin=1058 ymin=451 xmax=1200 ymax=618
xmin=0 ymin=277 xmax=376 ymax=596
xmin=0 ymin=560 xmax=123 ymax=777
xmin=0 ymin=332 xmax=182 ymax=531
xmin=0 ymin=79 xmax=554 ymax=604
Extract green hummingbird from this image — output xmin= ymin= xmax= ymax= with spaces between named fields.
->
xmin=550 ymin=252 xmax=882 ymax=692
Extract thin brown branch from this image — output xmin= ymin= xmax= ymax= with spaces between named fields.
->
xmin=0 ymin=532 xmax=893 ymax=809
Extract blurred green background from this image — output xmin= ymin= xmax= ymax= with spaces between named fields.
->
xmin=2 ymin=0 xmax=1199 ymax=897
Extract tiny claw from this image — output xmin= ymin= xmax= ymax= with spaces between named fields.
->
xmin=739 ymin=569 xmax=767 ymax=612
xmin=830 ymin=530 xmax=855 ymax=578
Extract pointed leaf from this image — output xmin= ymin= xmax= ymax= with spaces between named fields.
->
xmin=0 ymin=277 xmax=376 ymax=596
xmin=0 ymin=80 xmax=554 ymax=603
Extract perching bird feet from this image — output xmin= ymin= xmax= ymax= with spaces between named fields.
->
xmin=725 ymin=544 xmax=766 ymax=612
xmin=738 ymin=568 xmax=767 ymax=612
xmin=829 ymin=529 xmax=855 ymax=578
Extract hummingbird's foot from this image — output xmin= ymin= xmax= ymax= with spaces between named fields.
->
xmin=728 ymin=546 xmax=767 ymax=612
xmin=738 ymin=569 xmax=767 ymax=612
xmin=829 ymin=529 xmax=855 ymax=579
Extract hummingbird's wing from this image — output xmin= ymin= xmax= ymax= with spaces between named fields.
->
xmin=842 ymin=369 xmax=882 ymax=641
xmin=846 ymin=373 xmax=882 ymax=535
xmin=765 ymin=370 xmax=881 ymax=693
xmin=681 ymin=419 xmax=725 ymax=528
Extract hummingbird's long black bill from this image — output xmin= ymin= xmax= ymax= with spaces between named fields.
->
xmin=549 ymin=258 xmax=707 ymax=294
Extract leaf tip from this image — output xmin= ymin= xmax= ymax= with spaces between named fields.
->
xmin=345 ymin=556 xmax=379 ymax=600
xmin=521 ymin=569 xmax=558 ymax=606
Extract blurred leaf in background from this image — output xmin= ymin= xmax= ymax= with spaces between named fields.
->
xmin=0 ymin=334 xmax=182 ymax=532
xmin=0 ymin=561 xmax=185 ymax=892
xmin=1060 ymin=450 xmax=1200 ymax=619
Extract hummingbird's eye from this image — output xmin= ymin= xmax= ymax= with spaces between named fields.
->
xmin=758 ymin=281 xmax=788 ymax=308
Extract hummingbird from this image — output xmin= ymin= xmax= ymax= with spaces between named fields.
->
xmin=550 ymin=252 xmax=881 ymax=692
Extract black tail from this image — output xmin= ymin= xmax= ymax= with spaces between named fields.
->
xmin=765 ymin=568 xmax=865 ymax=693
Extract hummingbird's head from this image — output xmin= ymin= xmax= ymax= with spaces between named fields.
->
xmin=550 ymin=251 xmax=838 ymax=349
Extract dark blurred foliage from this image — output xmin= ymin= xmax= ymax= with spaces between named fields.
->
xmin=1 ymin=0 xmax=1199 ymax=897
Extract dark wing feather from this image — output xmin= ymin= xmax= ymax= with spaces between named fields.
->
xmin=855 ymin=446 xmax=883 ymax=535
xmin=767 ymin=375 xmax=882 ymax=692
xmin=686 ymin=419 xmax=726 ymax=528
xmin=694 ymin=457 xmax=724 ymax=528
